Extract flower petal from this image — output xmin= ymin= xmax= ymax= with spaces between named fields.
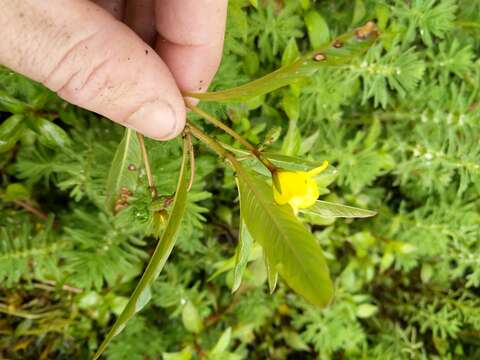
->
xmin=308 ymin=160 xmax=329 ymax=176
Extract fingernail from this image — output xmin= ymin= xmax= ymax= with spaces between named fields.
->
xmin=126 ymin=99 xmax=178 ymax=140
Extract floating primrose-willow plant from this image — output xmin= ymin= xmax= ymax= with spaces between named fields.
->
xmin=94 ymin=21 xmax=379 ymax=359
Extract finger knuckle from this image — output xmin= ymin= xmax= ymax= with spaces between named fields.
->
xmin=43 ymin=30 xmax=114 ymax=105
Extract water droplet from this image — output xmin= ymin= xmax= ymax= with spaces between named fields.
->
xmin=313 ymin=53 xmax=327 ymax=62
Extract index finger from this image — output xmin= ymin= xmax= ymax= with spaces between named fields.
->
xmin=154 ymin=0 xmax=228 ymax=93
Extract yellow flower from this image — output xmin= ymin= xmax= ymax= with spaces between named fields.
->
xmin=272 ymin=160 xmax=329 ymax=212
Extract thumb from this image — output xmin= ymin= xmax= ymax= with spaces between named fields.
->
xmin=0 ymin=0 xmax=185 ymax=140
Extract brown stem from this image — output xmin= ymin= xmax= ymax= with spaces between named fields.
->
xmin=137 ymin=133 xmax=157 ymax=198
xmin=34 ymin=280 xmax=83 ymax=294
xmin=183 ymin=129 xmax=195 ymax=192
xmin=13 ymin=200 xmax=49 ymax=221
xmin=186 ymin=122 xmax=240 ymax=170
xmin=186 ymin=101 xmax=277 ymax=174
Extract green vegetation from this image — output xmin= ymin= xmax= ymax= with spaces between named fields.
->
xmin=1 ymin=0 xmax=480 ymax=359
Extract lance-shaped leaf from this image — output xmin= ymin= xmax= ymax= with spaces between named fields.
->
xmin=236 ymin=168 xmax=333 ymax=307
xmin=186 ymin=22 xmax=378 ymax=102
xmin=220 ymin=142 xmax=337 ymax=174
xmin=232 ymin=220 xmax=254 ymax=292
xmin=0 ymin=91 xmax=29 ymax=113
xmin=264 ymin=253 xmax=278 ymax=294
xmin=25 ymin=116 xmax=71 ymax=149
xmin=93 ymin=137 xmax=191 ymax=359
xmin=104 ymin=129 xmax=142 ymax=213
xmin=0 ymin=114 xmax=25 ymax=152
xmin=208 ymin=241 xmax=262 ymax=284
xmin=300 ymin=200 xmax=377 ymax=218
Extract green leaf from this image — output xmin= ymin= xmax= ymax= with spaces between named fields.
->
xmin=300 ymin=0 xmax=310 ymax=10
xmin=208 ymin=242 xmax=262 ymax=283
xmin=264 ymin=253 xmax=278 ymax=294
xmin=243 ymin=50 xmax=260 ymax=76
xmin=356 ymin=303 xmax=378 ymax=318
xmin=380 ymin=251 xmax=395 ymax=272
xmin=261 ymin=126 xmax=282 ymax=148
xmin=186 ymin=25 xmax=378 ymax=102
xmin=300 ymin=200 xmax=377 ymax=218
xmin=281 ymin=93 xmax=300 ymax=121
xmin=0 ymin=91 xmax=29 ymax=113
xmin=375 ymin=4 xmax=390 ymax=30
xmin=182 ymin=300 xmax=203 ymax=334
xmin=235 ymin=168 xmax=333 ymax=307
xmin=421 ymin=263 xmax=434 ymax=283
xmin=304 ymin=11 xmax=330 ymax=49
xmin=298 ymin=130 xmax=319 ymax=155
xmin=216 ymin=205 xmax=233 ymax=226
xmin=232 ymin=221 xmax=254 ymax=292
xmin=283 ymin=331 xmax=310 ymax=351
xmin=352 ymin=0 xmax=366 ymax=26
xmin=0 ymin=114 xmax=23 ymax=139
xmin=93 ymin=137 xmax=191 ymax=359
xmin=0 ymin=136 xmax=18 ymax=153
xmin=281 ymin=38 xmax=300 ymax=67
xmin=281 ymin=118 xmax=301 ymax=156
xmin=3 ymin=183 xmax=30 ymax=202
xmin=104 ymin=129 xmax=142 ymax=213
xmin=26 ymin=117 xmax=71 ymax=149
xmin=163 ymin=348 xmax=193 ymax=360
xmin=210 ymin=327 xmax=232 ymax=355
xmin=0 ymin=115 xmax=24 ymax=152
xmin=77 ymin=292 xmax=101 ymax=309
xmin=208 ymin=256 xmax=236 ymax=282
xmin=220 ymin=142 xmax=337 ymax=176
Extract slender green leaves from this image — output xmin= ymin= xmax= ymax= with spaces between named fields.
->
xmin=220 ymin=142 xmax=335 ymax=174
xmin=186 ymin=23 xmax=378 ymax=102
xmin=300 ymin=200 xmax=377 ymax=218
xmin=93 ymin=136 xmax=191 ymax=359
xmin=232 ymin=220 xmax=254 ymax=292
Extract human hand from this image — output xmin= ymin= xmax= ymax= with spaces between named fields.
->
xmin=0 ymin=0 xmax=227 ymax=140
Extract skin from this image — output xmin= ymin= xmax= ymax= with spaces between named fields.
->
xmin=0 ymin=0 xmax=228 ymax=140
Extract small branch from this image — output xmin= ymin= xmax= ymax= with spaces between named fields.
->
xmin=186 ymin=122 xmax=240 ymax=171
xmin=186 ymin=101 xmax=256 ymax=152
xmin=137 ymin=133 xmax=157 ymax=198
xmin=13 ymin=200 xmax=49 ymax=221
xmin=194 ymin=339 xmax=206 ymax=359
xmin=0 ymin=303 xmax=51 ymax=319
xmin=184 ymin=129 xmax=196 ymax=192
xmin=186 ymin=102 xmax=277 ymax=174
xmin=34 ymin=280 xmax=83 ymax=294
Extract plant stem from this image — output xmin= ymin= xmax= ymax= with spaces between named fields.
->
xmin=13 ymin=200 xmax=49 ymax=220
xmin=183 ymin=129 xmax=195 ymax=192
xmin=0 ymin=304 xmax=52 ymax=319
xmin=34 ymin=280 xmax=83 ymax=294
xmin=185 ymin=102 xmax=277 ymax=174
xmin=186 ymin=122 xmax=241 ymax=171
xmin=137 ymin=133 xmax=157 ymax=198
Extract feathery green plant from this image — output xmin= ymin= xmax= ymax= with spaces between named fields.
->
xmin=1 ymin=1 xmax=480 ymax=359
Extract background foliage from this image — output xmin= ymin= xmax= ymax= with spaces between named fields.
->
xmin=1 ymin=0 xmax=480 ymax=358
